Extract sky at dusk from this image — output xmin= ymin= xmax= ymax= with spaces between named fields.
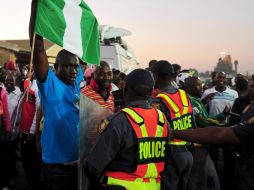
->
xmin=0 ymin=0 xmax=253 ymax=73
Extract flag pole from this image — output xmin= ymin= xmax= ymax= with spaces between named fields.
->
xmin=25 ymin=32 xmax=36 ymax=102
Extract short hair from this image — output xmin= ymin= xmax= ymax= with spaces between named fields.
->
xmin=150 ymin=60 xmax=175 ymax=80
xmin=113 ymin=69 xmax=120 ymax=76
xmin=184 ymin=76 xmax=200 ymax=89
xmin=216 ymin=71 xmax=226 ymax=78
xmin=55 ymin=49 xmax=79 ymax=66
xmin=94 ymin=61 xmax=111 ymax=74
xmin=172 ymin=64 xmax=181 ymax=72
xmin=119 ymin=72 xmax=126 ymax=80
xmin=235 ymin=78 xmax=248 ymax=91
xmin=148 ymin=60 xmax=157 ymax=68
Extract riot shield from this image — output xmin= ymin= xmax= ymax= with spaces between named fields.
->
xmin=79 ymin=94 xmax=113 ymax=190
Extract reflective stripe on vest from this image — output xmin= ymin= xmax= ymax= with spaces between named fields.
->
xmin=157 ymin=93 xmax=181 ymax=118
xmin=122 ymin=108 xmax=148 ymax=137
xmin=105 ymin=107 xmax=168 ymax=188
xmin=107 ymin=177 xmax=160 ymax=190
xmin=123 ymin=108 xmax=166 ymax=182
xmin=157 ymin=89 xmax=189 ymax=117
xmin=179 ymin=89 xmax=189 ymax=115
xmin=157 ymin=89 xmax=193 ymax=146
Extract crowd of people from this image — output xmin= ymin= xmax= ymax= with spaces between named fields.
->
xmin=1 ymin=52 xmax=254 ymax=190
xmin=0 ymin=2 xmax=254 ymax=190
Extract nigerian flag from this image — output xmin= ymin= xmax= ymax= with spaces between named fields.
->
xmin=35 ymin=0 xmax=100 ymax=65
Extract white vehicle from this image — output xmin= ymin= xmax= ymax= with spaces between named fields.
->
xmin=99 ymin=25 xmax=140 ymax=74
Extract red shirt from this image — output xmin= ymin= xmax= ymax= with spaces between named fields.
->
xmin=81 ymin=84 xmax=114 ymax=112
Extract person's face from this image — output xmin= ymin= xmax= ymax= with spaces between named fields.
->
xmin=235 ymin=74 xmax=244 ymax=82
xmin=248 ymin=80 xmax=254 ymax=97
xmin=190 ymin=79 xmax=203 ymax=98
xmin=94 ymin=66 xmax=113 ymax=90
xmin=56 ymin=56 xmax=79 ymax=85
xmin=21 ymin=65 xmax=28 ymax=77
xmin=117 ymin=79 xmax=126 ymax=90
xmin=4 ymin=75 xmax=15 ymax=92
xmin=216 ymin=73 xmax=227 ymax=88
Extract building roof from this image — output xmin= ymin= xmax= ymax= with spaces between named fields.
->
xmin=0 ymin=39 xmax=54 ymax=52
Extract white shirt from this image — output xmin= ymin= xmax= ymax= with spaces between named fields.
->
xmin=6 ymin=86 xmax=22 ymax=127
xmin=30 ymin=80 xmax=40 ymax=134
xmin=111 ymin=83 xmax=119 ymax=92
xmin=201 ymin=86 xmax=238 ymax=116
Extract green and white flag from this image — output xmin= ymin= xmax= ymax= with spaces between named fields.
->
xmin=35 ymin=0 xmax=100 ymax=65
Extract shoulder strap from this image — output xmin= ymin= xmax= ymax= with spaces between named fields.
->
xmin=178 ymin=89 xmax=190 ymax=115
xmin=122 ymin=107 xmax=144 ymax=126
xmin=178 ymin=89 xmax=189 ymax=107
xmin=122 ymin=107 xmax=165 ymax=127
xmin=157 ymin=92 xmax=180 ymax=113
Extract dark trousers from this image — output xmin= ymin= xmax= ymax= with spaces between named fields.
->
xmin=0 ymin=140 xmax=9 ymax=188
xmin=222 ymin=145 xmax=236 ymax=190
xmin=1 ymin=137 xmax=19 ymax=186
xmin=42 ymin=162 xmax=78 ymax=190
xmin=233 ymin=153 xmax=254 ymax=190
xmin=161 ymin=147 xmax=193 ymax=190
xmin=209 ymin=145 xmax=219 ymax=169
xmin=188 ymin=147 xmax=220 ymax=190
xmin=20 ymin=133 xmax=41 ymax=189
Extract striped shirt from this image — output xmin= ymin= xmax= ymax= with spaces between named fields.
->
xmin=201 ymin=86 xmax=238 ymax=116
xmin=81 ymin=85 xmax=114 ymax=112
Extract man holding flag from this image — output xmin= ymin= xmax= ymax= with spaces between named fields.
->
xmin=29 ymin=0 xmax=99 ymax=189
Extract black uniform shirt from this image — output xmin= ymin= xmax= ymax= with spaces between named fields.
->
xmin=232 ymin=102 xmax=254 ymax=145
xmin=87 ymin=100 xmax=152 ymax=176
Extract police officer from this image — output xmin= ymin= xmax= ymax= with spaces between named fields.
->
xmin=150 ymin=60 xmax=195 ymax=190
xmin=86 ymin=69 xmax=169 ymax=190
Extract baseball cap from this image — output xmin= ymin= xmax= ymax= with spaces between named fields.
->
xmin=4 ymin=61 xmax=17 ymax=70
xmin=84 ymin=67 xmax=95 ymax=78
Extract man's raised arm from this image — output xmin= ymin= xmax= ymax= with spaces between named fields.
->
xmin=29 ymin=0 xmax=49 ymax=83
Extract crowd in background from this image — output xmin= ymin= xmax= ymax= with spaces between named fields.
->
xmin=0 ymin=58 xmax=254 ymax=190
